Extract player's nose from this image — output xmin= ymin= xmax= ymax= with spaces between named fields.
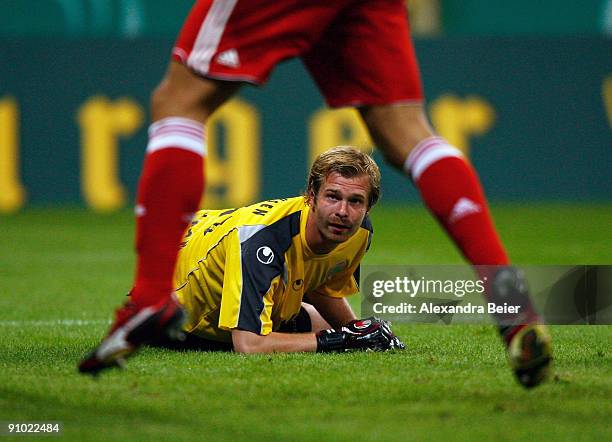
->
xmin=335 ymin=200 xmax=349 ymax=217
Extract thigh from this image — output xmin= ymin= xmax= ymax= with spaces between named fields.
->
xmin=303 ymin=0 xmax=424 ymax=108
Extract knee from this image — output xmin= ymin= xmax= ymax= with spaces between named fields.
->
xmin=149 ymin=63 xmax=215 ymax=121
xmin=150 ymin=74 xmax=199 ymax=117
xmin=378 ymin=146 xmax=409 ymax=171
xmin=301 ymin=303 xmax=331 ymax=332
xmin=360 ymin=104 xmax=435 ymax=171
xmin=150 ymin=78 xmax=174 ymax=113
xmin=150 ymin=66 xmax=239 ymax=121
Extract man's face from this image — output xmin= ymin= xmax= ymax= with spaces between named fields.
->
xmin=308 ymin=172 xmax=370 ymax=248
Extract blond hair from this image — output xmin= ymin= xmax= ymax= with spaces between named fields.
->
xmin=306 ymin=146 xmax=381 ymax=208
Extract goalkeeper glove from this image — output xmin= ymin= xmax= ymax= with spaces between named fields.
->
xmin=316 ymin=317 xmax=405 ymax=352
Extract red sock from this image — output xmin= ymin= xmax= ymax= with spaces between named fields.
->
xmin=405 ymin=136 xmax=508 ymax=266
xmin=130 ymin=117 xmax=205 ymax=308
xmin=405 ymin=137 xmax=542 ymax=330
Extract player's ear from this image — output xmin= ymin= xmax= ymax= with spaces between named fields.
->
xmin=308 ymin=190 xmax=316 ymax=207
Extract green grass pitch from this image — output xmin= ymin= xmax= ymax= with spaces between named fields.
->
xmin=1 ymin=204 xmax=610 ymax=441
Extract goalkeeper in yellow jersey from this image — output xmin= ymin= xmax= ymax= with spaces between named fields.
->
xmin=79 ymin=146 xmax=401 ymax=370
xmin=166 ymin=146 xmax=402 ymax=353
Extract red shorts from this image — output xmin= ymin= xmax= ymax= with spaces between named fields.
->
xmin=172 ymin=0 xmax=423 ymax=107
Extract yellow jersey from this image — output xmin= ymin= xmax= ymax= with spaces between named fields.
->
xmin=173 ymin=197 xmax=373 ymax=343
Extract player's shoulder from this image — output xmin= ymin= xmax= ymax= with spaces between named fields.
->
xmin=236 ymin=197 xmax=305 ymax=268
xmin=239 ymin=196 xmax=305 ymax=225
xmin=233 ymin=196 xmax=304 ymax=245
xmin=357 ymin=213 xmax=374 ymax=252
xmin=360 ymin=213 xmax=373 ymax=234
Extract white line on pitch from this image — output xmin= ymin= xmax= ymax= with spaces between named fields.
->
xmin=0 ymin=319 xmax=111 ymax=327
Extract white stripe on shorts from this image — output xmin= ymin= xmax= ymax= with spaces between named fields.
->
xmin=187 ymin=0 xmax=239 ymax=75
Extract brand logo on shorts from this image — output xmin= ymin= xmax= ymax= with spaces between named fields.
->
xmin=256 ymin=246 xmax=274 ymax=264
xmin=216 ymin=49 xmax=240 ymax=68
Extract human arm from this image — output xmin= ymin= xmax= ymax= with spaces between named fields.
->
xmin=231 ymin=317 xmax=402 ymax=354
xmin=304 ymin=290 xmax=356 ymax=329
xmin=231 ymin=329 xmax=317 ymax=353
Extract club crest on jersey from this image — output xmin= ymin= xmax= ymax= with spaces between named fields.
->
xmin=326 ymin=261 xmax=348 ymax=280
xmin=256 ymin=246 xmax=274 ymax=264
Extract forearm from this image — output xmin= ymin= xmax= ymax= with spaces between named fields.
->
xmin=231 ymin=316 xmax=404 ymax=353
xmin=232 ymin=329 xmax=317 ymax=353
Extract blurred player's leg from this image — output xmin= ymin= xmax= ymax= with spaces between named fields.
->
xmin=360 ymin=104 xmax=551 ymax=387
xmin=361 ymin=104 xmax=509 ymax=266
xmin=79 ymin=63 xmax=239 ymax=375
xmin=307 ymin=0 xmax=511 ymax=264
xmin=130 ymin=62 xmax=239 ymax=309
xmin=303 ymin=0 xmax=551 ymax=387
xmin=131 ymin=118 xmax=204 ymax=308
xmin=488 ymin=267 xmax=552 ymax=388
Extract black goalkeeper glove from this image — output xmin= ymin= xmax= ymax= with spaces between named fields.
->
xmin=316 ymin=317 xmax=405 ymax=352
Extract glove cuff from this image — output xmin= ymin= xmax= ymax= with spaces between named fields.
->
xmin=316 ymin=330 xmax=346 ymax=352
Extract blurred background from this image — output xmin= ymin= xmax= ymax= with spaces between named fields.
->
xmin=1 ymin=0 xmax=611 ymax=212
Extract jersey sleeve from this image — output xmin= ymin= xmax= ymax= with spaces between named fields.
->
xmin=219 ymin=230 xmax=282 ymax=335
xmin=218 ymin=226 xmax=288 ymax=336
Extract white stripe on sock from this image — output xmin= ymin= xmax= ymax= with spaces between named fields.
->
xmin=146 ymin=117 xmax=207 ymax=156
xmin=404 ymin=137 xmax=464 ymax=181
xmin=407 ymin=136 xmax=445 ymax=167
xmin=149 ymin=117 xmax=204 ymax=136
xmin=147 ymin=135 xmax=206 ymax=155
xmin=152 ymin=126 xmax=204 ymax=139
